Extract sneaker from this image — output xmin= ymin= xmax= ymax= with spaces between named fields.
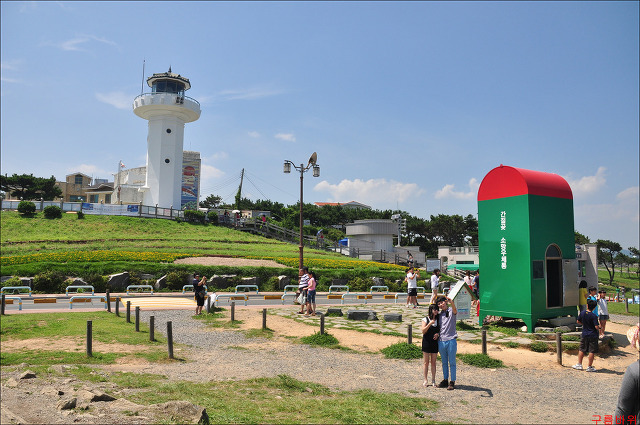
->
xmin=598 ymin=335 xmax=604 ymax=339
xmin=572 ymin=364 xmax=583 ymax=370
xmin=447 ymin=381 xmax=455 ymax=391
xmin=586 ymin=366 xmax=597 ymax=372
xmin=438 ymin=379 xmax=449 ymax=388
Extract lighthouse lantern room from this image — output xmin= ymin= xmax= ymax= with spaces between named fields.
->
xmin=133 ymin=67 xmax=200 ymax=209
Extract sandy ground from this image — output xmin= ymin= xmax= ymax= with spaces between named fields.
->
xmin=174 ymin=256 xmax=287 ymax=268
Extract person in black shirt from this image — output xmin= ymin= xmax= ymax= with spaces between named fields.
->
xmin=194 ymin=275 xmax=207 ymax=315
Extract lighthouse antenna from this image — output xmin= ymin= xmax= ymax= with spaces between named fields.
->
xmin=140 ymin=59 xmax=145 ymax=95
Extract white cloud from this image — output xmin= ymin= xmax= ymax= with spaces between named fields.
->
xmin=67 ymin=164 xmax=108 ymax=178
xmin=314 ymin=178 xmax=423 ymax=204
xmin=95 ymin=91 xmax=132 ymax=110
xmin=44 ymin=34 xmax=117 ymax=53
xmin=206 ymin=152 xmax=228 ymax=161
xmin=201 ymin=164 xmax=225 ymax=179
xmin=218 ymin=86 xmax=282 ymax=101
xmin=275 ymin=133 xmax=296 ymax=142
xmin=616 ymin=186 xmax=639 ymax=203
xmin=434 ymin=178 xmax=480 ymax=200
xmin=565 ymin=167 xmax=607 ymax=196
xmin=248 ymin=131 xmax=261 ymax=138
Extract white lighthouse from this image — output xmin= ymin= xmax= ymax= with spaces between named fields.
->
xmin=133 ymin=68 xmax=201 ymax=209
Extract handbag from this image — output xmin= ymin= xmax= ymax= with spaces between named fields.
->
xmin=296 ymin=293 xmax=306 ymax=305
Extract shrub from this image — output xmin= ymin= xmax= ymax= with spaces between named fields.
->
xmin=207 ymin=211 xmax=218 ymax=224
xmin=165 ymin=270 xmax=191 ymax=290
xmin=457 ymin=353 xmax=505 ymax=368
xmin=300 ymin=332 xmax=340 ymax=348
xmin=77 ymin=210 xmax=85 ymax=219
xmin=184 ymin=209 xmax=206 ymax=224
xmin=381 ymin=342 xmax=422 ymax=359
xmin=17 ymin=201 xmax=36 ymax=217
xmin=530 ymin=341 xmax=549 ymax=353
xmin=563 ymin=343 xmax=579 ymax=352
xmin=33 ymin=270 xmax=66 ymax=293
xmin=43 ymin=205 xmax=63 ymax=219
xmin=504 ymin=341 xmax=520 ymax=348
xmin=82 ymin=273 xmax=106 ymax=292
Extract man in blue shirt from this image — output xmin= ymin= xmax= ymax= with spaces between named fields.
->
xmin=572 ymin=299 xmax=601 ymax=372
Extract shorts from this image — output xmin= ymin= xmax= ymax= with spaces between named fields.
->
xmin=599 ymin=314 xmax=609 ymax=321
xmin=407 ymin=288 xmax=418 ymax=296
xmin=307 ymin=290 xmax=316 ymax=303
xmin=579 ymin=337 xmax=599 ymax=354
xmin=195 ymin=293 xmax=205 ymax=307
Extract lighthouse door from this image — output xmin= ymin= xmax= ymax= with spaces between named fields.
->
xmin=545 ymin=244 xmax=563 ymax=308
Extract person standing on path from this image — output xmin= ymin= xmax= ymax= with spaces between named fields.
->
xmin=304 ymin=270 xmax=318 ymax=317
xmin=597 ymin=290 xmax=609 ymax=339
xmin=421 ymin=303 xmax=440 ymax=387
xmin=437 ymin=296 xmax=458 ymax=390
xmin=429 ymin=269 xmax=441 ymax=304
xmin=578 ymin=280 xmax=588 ymax=313
xmin=404 ymin=267 xmax=420 ymax=308
xmin=297 ymin=267 xmax=310 ymax=314
xmin=614 ymin=324 xmax=639 ymax=424
xmin=587 ymin=286 xmax=599 ymax=316
xmin=194 ymin=275 xmax=207 ymax=315
xmin=572 ymin=298 xmax=601 ymax=372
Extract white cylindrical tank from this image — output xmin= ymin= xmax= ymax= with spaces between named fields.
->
xmin=133 ymin=68 xmax=200 ymax=208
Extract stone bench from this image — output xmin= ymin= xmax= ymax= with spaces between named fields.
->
xmin=347 ymin=310 xmax=378 ymax=321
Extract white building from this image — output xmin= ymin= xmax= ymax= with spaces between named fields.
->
xmin=133 ymin=68 xmax=201 ymax=209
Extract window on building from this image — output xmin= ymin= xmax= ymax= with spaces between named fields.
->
xmin=74 ymin=175 xmax=84 ymax=185
xmin=105 ymin=194 xmax=111 ymax=204
xmin=70 ymin=195 xmax=86 ymax=202
xmin=89 ymin=195 xmax=99 ymax=203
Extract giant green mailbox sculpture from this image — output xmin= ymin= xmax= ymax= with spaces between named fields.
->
xmin=477 ymin=165 xmax=578 ymax=332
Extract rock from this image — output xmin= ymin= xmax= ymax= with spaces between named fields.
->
xmin=210 ymin=274 xmax=236 ymax=289
xmin=19 ymin=277 xmax=33 ymax=287
xmin=6 ymin=378 xmax=18 ymax=387
xmin=153 ymin=400 xmax=208 ymax=424
xmin=554 ymin=325 xmax=575 ymax=333
xmin=371 ymin=277 xmax=384 ymax=286
xmin=326 ymin=308 xmax=343 ymax=316
xmin=71 ymin=278 xmax=88 ymax=286
xmin=140 ymin=273 xmax=155 ymax=280
xmin=241 ymin=276 xmax=257 ymax=285
xmin=277 ymin=275 xmax=290 ymax=290
xmin=106 ymin=272 xmax=130 ymax=291
xmin=347 ymin=310 xmax=378 ymax=321
xmin=91 ymin=390 xmax=117 ymax=402
xmin=0 ymin=275 xmax=14 ymax=282
xmin=57 ymin=397 xmax=77 ymax=410
xmin=41 ymin=386 xmax=64 ymax=396
xmin=331 ymin=278 xmax=348 ymax=286
xmin=383 ymin=313 xmax=402 ymax=322
xmin=549 ymin=316 xmax=577 ymax=327
xmin=19 ymin=370 xmax=37 ymax=380
xmin=155 ymin=275 xmax=167 ymax=291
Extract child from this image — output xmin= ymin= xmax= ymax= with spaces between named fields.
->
xmin=587 ymin=286 xmax=599 ymax=316
xmin=597 ymin=290 xmax=609 ymax=339
xmin=578 ymin=280 xmax=588 ymax=312
xmin=573 ymin=298 xmax=601 ymax=372
xmin=421 ymin=304 xmax=440 ymax=387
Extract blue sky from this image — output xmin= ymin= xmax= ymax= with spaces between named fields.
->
xmin=1 ymin=1 xmax=638 ymax=249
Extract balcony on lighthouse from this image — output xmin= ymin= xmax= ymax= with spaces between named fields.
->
xmin=133 ymin=67 xmax=200 ymax=123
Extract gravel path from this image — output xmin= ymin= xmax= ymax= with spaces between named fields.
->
xmin=132 ymin=310 xmax=632 ymax=424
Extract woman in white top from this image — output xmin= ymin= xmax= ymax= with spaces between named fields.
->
xmin=404 ymin=267 xmax=420 ymax=308
xmin=429 ymin=269 xmax=441 ymax=304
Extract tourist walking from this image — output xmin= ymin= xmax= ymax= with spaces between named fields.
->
xmin=436 ymin=296 xmax=458 ymax=390
xmin=421 ymin=304 xmax=440 ymax=387
xmin=405 ymin=267 xmax=420 ymax=308
xmin=429 ymin=269 xmax=441 ymax=304
xmin=305 ymin=270 xmax=318 ymax=317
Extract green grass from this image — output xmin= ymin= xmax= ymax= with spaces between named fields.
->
xmin=456 ymin=353 xmax=505 ymax=368
xmin=607 ymin=301 xmax=640 ymax=316
xmin=380 ymin=342 xmax=423 ymax=359
xmin=300 ymin=332 xmax=341 ymax=348
xmin=0 ymin=311 xmax=169 ymax=365
xmin=193 ymin=309 xmax=243 ymax=329
xmin=530 ymin=341 xmax=549 ymax=353
xmin=597 ymin=269 xmax=639 ymax=288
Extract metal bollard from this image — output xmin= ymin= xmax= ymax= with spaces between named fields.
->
xmin=556 ymin=332 xmax=562 ymax=365
xmin=206 ymin=296 xmax=211 ymax=314
xmin=320 ymin=313 xmax=325 ymax=335
xmin=106 ymin=290 xmax=111 ymax=313
xmin=115 ymin=297 xmax=120 ymax=316
xmin=407 ymin=324 xmax=413 ymax=345
xmin=262 ymin=308 xmax=267 ymax=330
xmin=231 ymin=302 xmax=235 ymax=322
xmin=126 ymin=301 xmax=131 ymax=323
xmin=135 ymin=306 xmax=140 ymax=332
xmin=167 ymin=321 xmax=174 ymax=359
xmin=1 ymin=293 xmax=5 ymax=315
xmin=482 ymin=329 xmax=487 ymax=355
xmin=86 ymin=320 xmax=93 ymax=357
xmin=150 ymin=315 xmax=155 ymax=341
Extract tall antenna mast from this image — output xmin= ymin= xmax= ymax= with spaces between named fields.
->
xmin=140 ymin=59 xmax=145 ymax=95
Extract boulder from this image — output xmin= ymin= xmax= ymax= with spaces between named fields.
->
xmin=155 ymin=275 xmax=167 ymax=291
xmin=140 ymin=273 xmax=155 ymax=281
xmin=326 ymin=308 xmax=343 ymax=316
xmin=71 ymin=278 xmax=89 ymax=286
xmin=554 ymin=325 xmax=576 ymax=333
xmin=153 ymin=400 xmax=209 ymax=425
xmin=331 ymin=278 xmax=348 ymax=286
xmin=383 ymin=313 xmax=403 ymax=322
xmin=347 ymin=310 xmax=378 ymax=321
xmin=371 ymin=277 xmax=384 ymax=286
xmin=210 ymin=274 xmax=236 ymax=289
xmin=277 ymin=275 xmax=290 ymax=290
xmin=241 ymin=277 xmax=258 ymax=285
xmin=19 ymin=277 xmax=33 ymax=287
xmin=0 ymin=275 xmax=14 ymax=283
xmin=57 ymin=398 xmax=77 ymax=411
xmin=19 ymin=370 xmax=37 ymax=380
xmin=106 ymin=272 xmax=130 ymax=291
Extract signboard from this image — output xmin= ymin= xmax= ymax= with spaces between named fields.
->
xmin=181 ymin=157 xmax=200 ymax=209
xmin=425 ymin=259 xmax=441 ymax=272
xmin=82 ymin=203 xmax=139 ymax=216
xmin=448 ymin=280 xmax=476 ymax=320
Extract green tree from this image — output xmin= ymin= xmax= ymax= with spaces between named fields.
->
xmin=0 ymin=173 xmax=61 ymax=200
xmin=629 ymin=247 xmax=640 ymax=278
xmin=575 ymin=231 xmax=590 ymax=245
xmin=597 ymin=239 xmax=622 ymax=286
xmin=199 ymin=194 xmax=223 ymax=209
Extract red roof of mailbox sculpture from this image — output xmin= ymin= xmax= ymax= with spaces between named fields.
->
xmin=478 ymin=165 xmax=573 ymax=201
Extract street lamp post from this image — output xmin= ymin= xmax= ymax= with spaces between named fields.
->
xmin=284 ymin=153 xmax=320 ymax=270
